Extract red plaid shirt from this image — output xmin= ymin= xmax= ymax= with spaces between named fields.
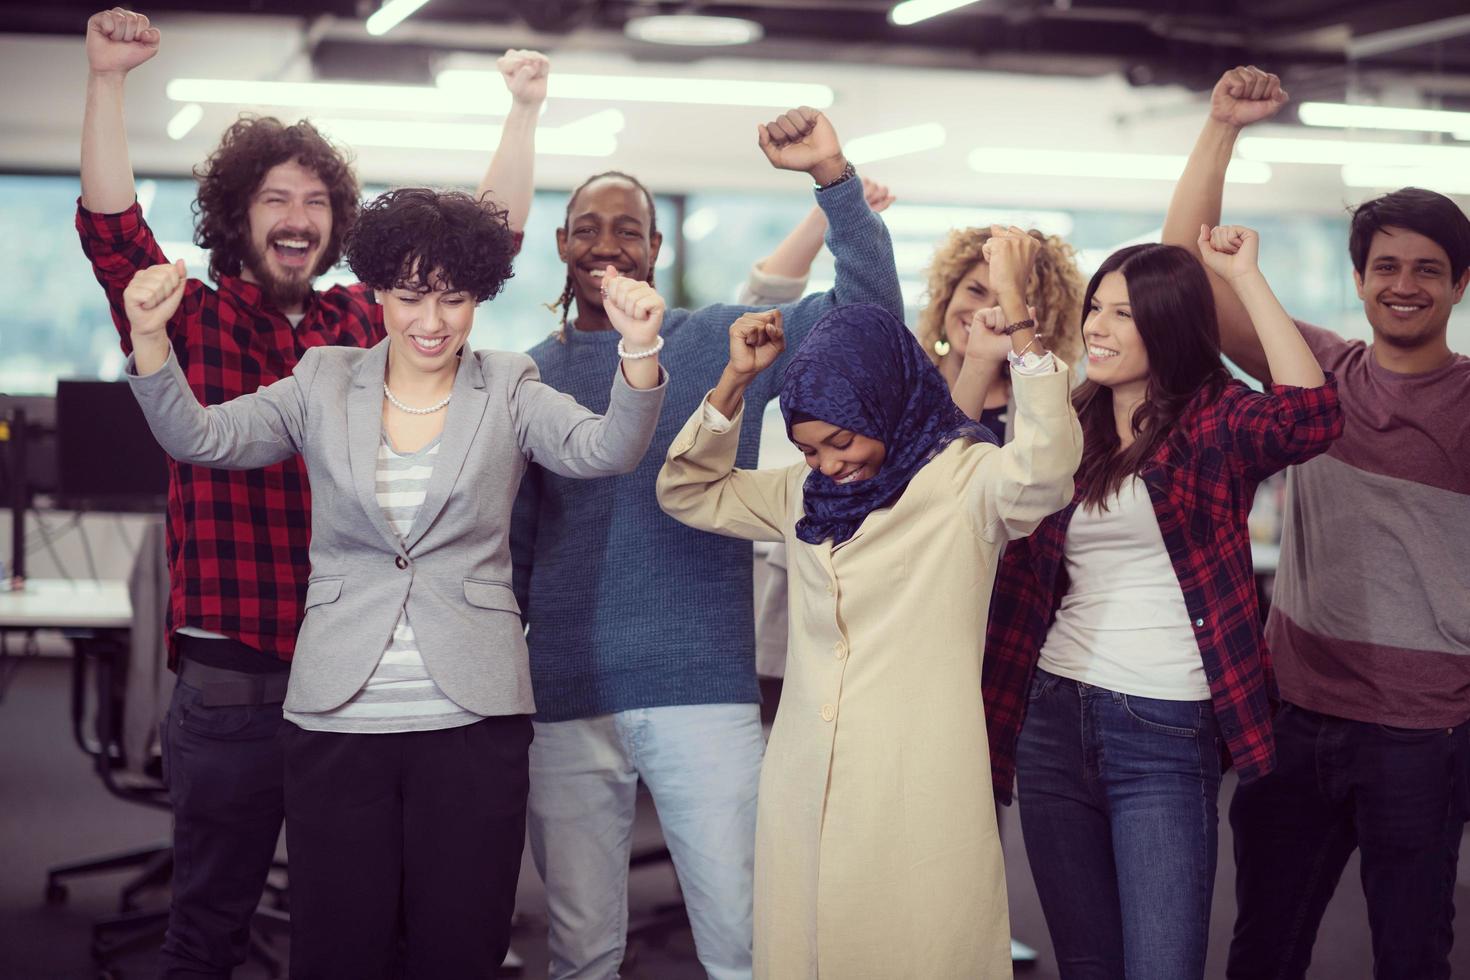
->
xmin=76 ymin=200 xmax=385 ymax=665
xmin=982 ymin=377 xmax=1343 ymax=804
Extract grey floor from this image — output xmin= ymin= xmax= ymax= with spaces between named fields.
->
xmin=2 ymin=656 xmax=1466 ymax=979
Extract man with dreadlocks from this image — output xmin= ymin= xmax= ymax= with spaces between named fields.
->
xmin=76 ymin=8 xmax=547 ymax=976
xmin=510 ymin=107 xmax=902 ymax=980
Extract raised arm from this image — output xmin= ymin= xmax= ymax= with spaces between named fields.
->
xmin=475 ymin=49 xmax=548 ymax=233
xmin=1162 ymin=66 xmax=1288 ymax=384
xmin=81 ymin=8 xmax=159 ymax=214
xmin=123 ymin=263 xmax=307 ymax=469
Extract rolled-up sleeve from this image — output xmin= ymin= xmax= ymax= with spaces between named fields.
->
xmin=1224 ymin=373 xmax=1343 ymax=480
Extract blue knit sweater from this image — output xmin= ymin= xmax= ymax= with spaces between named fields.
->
xmin=511 ymin=175 xmax=901 ymax=722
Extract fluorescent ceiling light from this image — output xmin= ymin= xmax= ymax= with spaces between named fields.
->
xmin=890 ymin=0 xmax=982 ymax=26
xmin=625 ymin=15 xmax=763 ymax=46
xmin=881 ymin=205 xmax=1075 ymax=238
xmin=1238 ymin=136 xmax=1470 ymax=169
xmin=1299 ymin=101 xmax=1470 ymax=138
xmin=315 ymin=109 xmax=623 ymax=157
xmin=845 ymin=123 xmax=946 ymax=165
xmin=437 ymin=69 xmax=833 ymax=109
xmin=968 ymin=148 xmax=1271 ymax=184
xmin=167 ymin=103 xmax=204 ymax=141
xmin=168 ymin=77 xmax=511 ymax=115
xmin=1341 ymin=164 xmax=1470 ymax=195
xmin=365 ymin=0 xmax=431 ymax=37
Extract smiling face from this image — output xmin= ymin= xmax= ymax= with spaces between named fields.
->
xmin=1083 ymin=271 xmax=1150 ymax=395
xmin=790 ymin=419 xmax=887 ymax=485
xmin=241 ymin=159 xmax=333 ymax=312
xmin=556 ymin=177 xmax=662 ymax=320
xmin=939 ymin=260 xmax=997 ymax=352
xmin=376 ymin=270 xmax=474 ymax=379
xmin=1355 ymin=227 xmax=1469 ymax=350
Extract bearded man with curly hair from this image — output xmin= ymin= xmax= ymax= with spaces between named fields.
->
xmin=74 ymin=8 xmax=546 ymax=976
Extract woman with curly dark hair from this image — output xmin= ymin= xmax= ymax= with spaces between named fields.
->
xmin=120 ymin=187 xmax=669 ymax=978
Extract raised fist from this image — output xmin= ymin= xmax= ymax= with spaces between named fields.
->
xmin=862 ymin=177 xmax=896 ymax=214
xmin=1210 ymin=66 xmax=1288 ymax=129
xmin=123 ymin=259 xmax=188 ymax=338
xmin=727 ymin=310 xmax=785 ymax=378
xmin=498 ymin=49 xmax=549 ymax=107
xmin=86 ymin=8 xmax=160 ymax=76
xmin=1197 ymin=224 xmax=1261 ymax=283
xmin=981 ymin=226 xmax=1041 ymax=301
xmin=600 ymin=266 xmax=664 ymax=349
xmin=758 ymin=107 xmax=847 ymax=185
xmin=965 ymin=304 xmax=1036 ymax=364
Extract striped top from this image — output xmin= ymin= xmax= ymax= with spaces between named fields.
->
xmin=285 ymin=433 xmax=484 ymax=734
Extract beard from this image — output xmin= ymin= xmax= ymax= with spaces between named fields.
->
xmin=242 ymin=236 xmax=319 ymax=311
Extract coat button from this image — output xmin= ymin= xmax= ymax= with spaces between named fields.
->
xmin=395 ymin=555 xmax=408 ymax=570
xmin=820 ymin=704 xmax=836 ymax=722
xmin=833 ymin=642 xmax=847 ymax=660
xmin=1193 ymin=617 xmax=1205 ymax=628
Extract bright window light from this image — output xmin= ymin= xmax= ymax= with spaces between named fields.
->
xmin=890 ymin=0 xmax=982 ymax=26
xmin=625 ymin=15 xmax=763 ymax=46
xmin=437 ymin=69 xmax=833 ymax=109
xmin=1341 ymin=164 xmax=1470 ymax=195
xmin=365 ymin=0 xmax=431 ymax=37
xmin=1299 ymin=101 xmax=1470 ymax=138
xmin=166 ymin=103 xmax=204 ymax=141
xmin=315 ymin=110 xmax=622 ymax=157
xmin=1238 ymin=136 xmax=1470 ymax=169
xmin=682 ymin=207 xmax=721 ymax=242
xmin=167 ymin=78 xmax=511 ymax=116
xmin=844 ymin=123 xmax=946 ymax=165
xmin=968 ymin=148 xmax=1271 ymax=184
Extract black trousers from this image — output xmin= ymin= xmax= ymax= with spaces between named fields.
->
xmin=282 ymin=714 xmax=533 ymax=980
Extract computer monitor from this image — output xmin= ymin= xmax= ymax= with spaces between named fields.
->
xmin=54 ymin=380 xmax=168 ymax=512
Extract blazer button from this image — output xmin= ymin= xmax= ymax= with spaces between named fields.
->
xmin=833 ymin=642 xmax=847 ymax=660
xmin=820 ymin=704 xmax=836 ymax=723
xmin=395 ymin=555 xmax=408 ymax=570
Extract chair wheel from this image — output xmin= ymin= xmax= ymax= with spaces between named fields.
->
xmin=45 ymin=881 xmax=68 ymax=905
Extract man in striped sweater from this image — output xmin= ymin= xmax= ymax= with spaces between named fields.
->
xmin=1165 ymin=65 xmax=1470 ymax=980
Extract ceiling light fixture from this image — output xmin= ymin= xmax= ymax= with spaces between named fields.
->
xmin=437 ymin=68 xmax=833 ymax=109
xmin=1238 ymin=136 xmax=1470 ymax=169
xmin=167 ymin=77 xmax=511 ymax=115
xmin=890 ymin=0 xmax=983 ymax=27
xmin=1341 ymin=164 xmax=1470 ymax=195
xmin=968 ymin=148 xmax=1270 ymax=184
xmin=315 ymin=109 xmax=623 ymax=157
xmin=624 ymin=14 xmax=764 ymax=46
xmin=844 ymin=123 xmax=946 ymax=165
xmin=1299 ymin=101 xmax=1470 ymax=138
xmin=166 ymin=103 xmax=204 ymax=141
xmin=366 ymin=0 xmax=431 ymax=37
xmin=880 ymin=205 xmax=1075 ymax=237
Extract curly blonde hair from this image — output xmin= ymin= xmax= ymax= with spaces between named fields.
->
xmin=915 ymin=227 xmax=1085 ymax=369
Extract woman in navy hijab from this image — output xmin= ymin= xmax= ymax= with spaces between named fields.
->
xmin=656 ymin=229 xmax=1082 ymax=979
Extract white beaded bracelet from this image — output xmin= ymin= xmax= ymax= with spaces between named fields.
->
xmin=616 ymin=335 xmax=664 ymax=360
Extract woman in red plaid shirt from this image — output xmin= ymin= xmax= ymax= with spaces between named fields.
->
xmin=981 ymin=226 xmax=1342 ymax=980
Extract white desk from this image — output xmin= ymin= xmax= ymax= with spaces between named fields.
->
xmin=0 ymin=578 xmax=132 ymax=630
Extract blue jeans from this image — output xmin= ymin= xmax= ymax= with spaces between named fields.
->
xmin=528 ymin=703 xmax=764 ymax=980
xmin=1227 ymin=701 xmax=1469 ymax=980
xmin=1016 ymin=668 xmax=1222 ymax=980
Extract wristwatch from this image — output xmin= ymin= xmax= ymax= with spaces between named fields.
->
xmin=816 ymin=160 xmax=857 ymax=190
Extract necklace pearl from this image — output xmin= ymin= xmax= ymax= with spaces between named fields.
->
xmin=383 ymin=383 xmax=452 ymax=415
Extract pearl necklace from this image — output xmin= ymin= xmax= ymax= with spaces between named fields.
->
xmin=383 ymin=383 xmax=452 ymax=415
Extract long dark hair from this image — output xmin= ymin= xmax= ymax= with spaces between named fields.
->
xmin=1071 ymin=243 xmax=1231 ymax=509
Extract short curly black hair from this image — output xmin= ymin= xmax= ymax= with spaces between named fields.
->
xmin=193 ymin=116 xmax=359 ymax=284
xmin=346 ymin=188 xmax=518 ymax=303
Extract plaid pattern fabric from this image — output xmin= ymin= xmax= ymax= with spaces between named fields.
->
xmin=77 ymin=200 xmax=385 ymax=664
xmin=983 ymin=377 xmax=1343 ymax=804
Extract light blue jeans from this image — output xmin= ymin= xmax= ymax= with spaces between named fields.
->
xmin=528 ymin=703 xmax=764 ymax=980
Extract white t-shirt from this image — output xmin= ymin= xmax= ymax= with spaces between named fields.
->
xmin=1038 ymin=477 xmax=1209 ymax=700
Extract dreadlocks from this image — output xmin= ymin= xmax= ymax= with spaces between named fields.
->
xmin=547 ymin=171 xmax=659 ymax=334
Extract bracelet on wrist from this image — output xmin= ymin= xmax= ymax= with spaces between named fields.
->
xmin=616 ymin=335 xmax=664 ymax=360
xmin=1001 ymin=317 xmax=1035 ymax=336
xmin=815 ymin=160 xmax=857 ymax=190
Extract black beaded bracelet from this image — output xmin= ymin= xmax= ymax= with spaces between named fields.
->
xmin=1000 ymin=317 xmax=1036 ymax=336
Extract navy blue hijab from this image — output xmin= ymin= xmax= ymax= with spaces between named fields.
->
xmin=779 ymin=303 xmax=997 ymax=546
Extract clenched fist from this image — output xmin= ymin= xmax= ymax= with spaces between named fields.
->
xmin=727 ymin=310 xmax=786 ymax=378
xmin=600 ymin=266 xmax=665 ymax=349
xmin=1210 ymin=66 xmax=1288 ymax=129
xmin=124 ymin=259 xmax=188 ymax=338
xmin=981 ymin=226 xmax=1041 ymax=301
xmin=87 ymin=8 xmax=160 ymax=76
xmin=758 ymin=107 xmax=848 ymax=186
xmin=1197 ymin=224 xmax=1261 ymax=283
xmin=966 ymin=304 xmax=1037 ymax=364
xmin=498 ymin=49 xmax=549 ymax=107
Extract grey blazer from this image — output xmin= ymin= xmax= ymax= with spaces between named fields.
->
xmin=127 ymin=338 xmax=666 ymax=716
